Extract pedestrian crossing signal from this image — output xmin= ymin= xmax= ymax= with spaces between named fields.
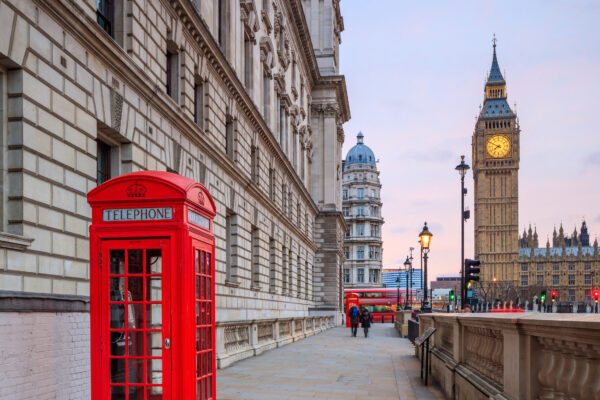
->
xmin=449 ymin=290 xmax=455 ymax=301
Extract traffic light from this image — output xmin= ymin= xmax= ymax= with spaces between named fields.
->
xmin=465 ymin=259 xmax=481 ymax=282
xmin=449 ymin=290 xmax=455 ymax=301
xmin=551 ymin=290 xmax=557 ymax=302
xmin=593 ymin=290 xmax=600 ymax=304
xmin=540 ymin=290 xmax=546 ymax=303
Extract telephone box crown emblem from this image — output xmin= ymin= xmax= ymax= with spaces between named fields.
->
xmin=126 ymin=183 xmax=147 ymax=198
xmin=198 ymin=191 xmax=205 ymax=205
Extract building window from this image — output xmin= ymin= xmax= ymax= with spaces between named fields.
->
xmin=194 ymin=79 xmax=204 ymax=128
xmin=296 ymin=256 xmax=302 ymax=297
xmin=344 ymin=247 xmax=350 ymax=259
xmin=342 ymin=207 xmax=350 ymax=217
xmin=357 ymin=206 xmax=364 ymax=216
xmin=225 ymin=116 xmax=234 ymax=159
xmin=344 ymin=269 xmax=350 ymax=284
xmin=369 ymin=269 xmax=379 ymax=283
xmin=568 ymin=264 xmax=575 ymax=271
xmin=585 ymin=274 xmax=591 ymax=285
xmin=552 ymin=275 xmax=559 ymax=286
xmin=218 ymin=0 xmax=229 ymax=57
xmin=568 ymin=275 xmax=575 ymax=286
xmin=537 ymin=264 xmax=543 ymax=271
xmin=537 ymin=275 xmax=543 ymax=286
xmin=282 ymin=184 xmax=287 ymax=214
xmin=342 ymin=190 xmax=348 ymax=200
xmin=585 ymin=289 xmax=592 ymax=301
xmin=357 ymin=223 xmax=364 ymax=236
xmin=97 ymin=140 xmax=112 ymax=184
xmin=584 ymin=264 xmax=591 ymax=270
xmin=344 ymin=230 xmax=350 ymax=238
xmin=225 ymin=210 xmax=237 ymax=282
xmin=0 ymin=68 xmax=5 ymax=229
xmin=521 ymin=264 xmax=528 ymax=272
xmin=568 ymin=290 xmax=575 ymax=302
xmin=357 ymin=246 xmax=364 ymax=260
xmin=244 ymin=35 xmax=253 ymax=94
xmin=371 ymin=225 xmax=380 ymax=237
xmin=251 ymin=145 xmax=260 ymax=184
xmin=520 ymin=275 xmax=528 ymax=286
xmin=97 ymin=0 xmax=114 ymax=36
xmin=166 ymin=43 xmax=179 ymax=102
xmin=357 ymin=188 xmax=364 ymax=199
xmin=263 ymin=71 xmax=270 ymax=124
xmin=269 ymin=238 xmax=276 ymax=292
xmin=552 ymin=264 xmax=559 ymax=271
xmin=357 ymin=269 xmax=364 ymax=283
xmin=251 ymin=226 xmax=260 ymax=288
xmin=269 ymin=167 xmax=275 ymax=200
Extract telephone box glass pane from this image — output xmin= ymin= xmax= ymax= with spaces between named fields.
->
xmin=110 ymin=250 xmax=125 ymax=274
xmin=110 ymin=386 xmax=125 ymax=399
xmin=147 ymin=304 xmax=162 ymax=329
xmin=129 ymin=358 xmax=144 ymax=383
xmin=147 ymin=249 xmax=162 ymax=274
xmin=147 ymin=277 xmax=161 ymax=301
xmin=148 ymin=358 xmax=163 ymax=384
xmin=128 ymin=277 xmax=143 ymax=301
xmin=147 ymin=332 xmax=162 ymax=357
xmin=128 ymin=249 xmax=143 ymax=274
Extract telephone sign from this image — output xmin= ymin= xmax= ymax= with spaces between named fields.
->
xmin=88 ymin=171 xmax=216 ymax=399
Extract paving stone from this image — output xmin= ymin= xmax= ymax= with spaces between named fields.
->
xmin=217 ymin=324 xmax=445 ymax=399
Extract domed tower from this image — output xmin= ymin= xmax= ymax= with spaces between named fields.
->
xmin=342 ymin=132 xmax=384 ymax=288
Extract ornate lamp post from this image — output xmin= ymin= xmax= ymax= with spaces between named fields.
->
xmin=403 ymin=256 xmax=412 ymax=310
xmin=419 ymin=222 xmax=433 ymax=313
xmin=455 ymin=155 xmax=470 ymax=308
xmin=395 ymin=275 xmax=401 ymax=310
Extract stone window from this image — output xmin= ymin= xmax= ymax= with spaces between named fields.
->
xmin=357 ymin=206 xmax=364 ymax=216
xmin=552 ymin=274 xmax=559 ymax=286
xmin=584 ymin=263 xmax=591 ymax=270
xmin=251 ymin=226 xmax=260 ymax=288
xmin=536 ymin=275 xmax=543 ymax=286
xmin=343 ymin=247 xmax=350 ymax=259
xmin=96 ymin=140 xmax=112 ymax=185
xmin=269 ymin=238 xmax=277 ymax=292
xmin=521 ymin=264 xmax=528 ymax=272
xmin=357 ymin=188 xmax=364 ymax=199
xmin=297 ymin=256 xmax=302 ymax=297
xmin=357 ymin=268 xmax=364 ymax=283
xmin=225 ymin=115 xmax=235 ymax=160
xmin=552 ymin=264 xmax=559 ymax=271
xmin=296 ymin=202 xmax=301 ymax=225
xmin=520 ymin=275 xmax=528 ymax=286
xmin=537 ymin=264 xmax=543 ymax=271
xmin=288 ymin=250 xmax=293 ymax=293
xmin=165 ymin=40 xmax=179 ymax=103
xmin=193 ymin=78 xmax=205 ymax=129
xmin=281 ymin=183 xmax=287 ymax=213
xmin=585 ymin=274 xmax=592 ymax=285
xmin=357 ymin=246 xmax=364 ymax=260
xmin=96 ymin=0 xmax=127 ymax=46
xmin=568 ymin=264 xmax=575 ymax=271
xmin=344 ymin=229 xmax=350 ymax=238
xmin=568 ymin=274 xmax=575 ymax=285
xmin=251 ymin=144 xmax=260 ymax=185
xmin=342 ymin=190 xmax=348 ymax=200
xmin=585 ymin=289 xmax=592 ymax=301
xmin=568 ymin=290 xmax=575 ymax=302
xmin=281 ymin=246 xmax=288 ymax=293
xmin=344 ymin=269 xmax=350 ymax=284
xmin=342 ymin=207 xmax=350 ymax=217
xmin=305 ymin=260 xmax=309 ymax=298
xmin=263 ymin=69 xmax=271 ymax=124
xmin=371 ymin=225 xmax=380 ymax=237
xmin=369 ymin=269 xmax=379 ymax=283
xmin=244 ymin=34 xmax=253 ymax=94
xmin=218 ymin=0 xmax=230 ymax=58
xmin=356 ymin=223 xmax=364 ymax=236
xmin=225 ymin=210 xmax=239 ymax=282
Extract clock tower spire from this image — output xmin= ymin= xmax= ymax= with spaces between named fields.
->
xmin=472 ymin=38 xmax=520 ymax=287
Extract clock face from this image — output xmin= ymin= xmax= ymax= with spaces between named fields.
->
xmin=486 ymin=135 xmax=510 ymax=158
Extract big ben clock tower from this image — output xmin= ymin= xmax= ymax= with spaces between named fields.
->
xmin=472 ymin=38 xmax=520 ymax=286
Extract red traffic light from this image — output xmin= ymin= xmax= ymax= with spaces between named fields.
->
xmin=551 ymin=291 xmax=557 ymax=297
xmin=593 ymin=290 xmax=600 ymax=300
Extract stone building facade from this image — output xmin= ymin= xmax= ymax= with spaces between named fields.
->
xmin=342 ymin=132 xmax=383 ymax=288
xmin=515 ymin=221 xmax=600 ymax=306
xmin=472 ymin=42 xmax=520 ymax=287
xmin=0 ymin=0 xmax=349 ymax=397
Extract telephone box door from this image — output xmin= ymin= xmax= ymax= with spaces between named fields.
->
xmin=345 ymin=293 xmax=360 ymax=327
xmin=101 ymin=238 xmax=171 ymax=399
xmin=192 ymin=239 xmax=215 ymax=400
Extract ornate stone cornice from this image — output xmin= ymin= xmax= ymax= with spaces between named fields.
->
xmin=314 ymin=75 xmax=351 ymax=123
xmin=240 ymin=0 xmax=260 ymax=42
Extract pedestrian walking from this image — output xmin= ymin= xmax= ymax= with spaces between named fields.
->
xmin=360 ymin=307 xmax=371 ymax=338
xmin=348 ymin=305 xmax=359 ymax=337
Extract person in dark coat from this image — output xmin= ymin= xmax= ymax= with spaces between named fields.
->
xmin=360 ymin=307 xmax=371 ymax=338
xmin=348 ymin=305 xmax=359 ymax=337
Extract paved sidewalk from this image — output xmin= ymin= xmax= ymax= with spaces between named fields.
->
xmin=217 ymin=324 xmax=445 ymax=399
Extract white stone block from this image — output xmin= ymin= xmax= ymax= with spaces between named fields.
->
xmin=64 ymin=260 xmax=87 ymax=279
xmin=38 ymin=255 xmax=63 ymax=276
xmin=76 ymin=151 xmax=96 ymax=179
xmin=76 ymin=238 xmax=89 ymax=259
xmin=65 ymin=170 xmax=87 ymax=193
xmin=52 ymin=91 xmax=76 ymax=124
xmin=23 ymin=276 xmax=52 ymax=293
xmin=52 ymin=185 xmax=76 ymax=213
xmin=22 ymin=73 xmax=52 ymax=109
xmin=64 ymin=125 xmax=87 ymax=151
xmin=38 ymin=107 xmax=64 ymax=138
xmin=52 ymin=279 xmax=77 ymax=295
xmin=52 ymin=231 xmax=76 ymax=257
xmin=6 ymin=250 xmax=36 ymax=273
xmin=38 ymin=59 xmax=63 ymax=92
xmin=0 ymin=273 xmax=22 ymax=291
xmin=38 ymin=157 xmax=65 ymax=183
xmin=38 ymin=206 xmax=63 ymax=230
xmin=77 ymin=280 xmax=90 ymax=296
xmin=52 ymin=139 xmax=76 ymax=169
xmin=65 ymin=215 xmax=87 ymax=236
xmin=23 ymin=174 xmax=51 ymax=201
xmin=75 ymin=107 xmax=96 ymax=136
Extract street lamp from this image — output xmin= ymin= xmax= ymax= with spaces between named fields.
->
xmin=395 ymin=275 xmax=401 ymax=310
xmin=455 ymin=155 xmax=470 ymax=308
xmin=403 ymin=256 xmax=412 ymax=310
xmin=419 ymin=222 xmax=433 ymax=313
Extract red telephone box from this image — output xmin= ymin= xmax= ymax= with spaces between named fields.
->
xmin=345 ymin=293 xmax=360 ymax=327
xmin=88 ymin=171 xmax=216 ymax=399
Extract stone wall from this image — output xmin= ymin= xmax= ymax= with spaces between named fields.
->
xmin=0 ymin=312 xmax=90 ymax=399
xmin=418 ymin=313 xmax=600 ymax=400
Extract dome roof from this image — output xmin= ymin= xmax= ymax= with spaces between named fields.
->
xmin=345 ymin=132 xmax=376 ymax=167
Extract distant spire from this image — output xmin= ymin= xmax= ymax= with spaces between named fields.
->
xmin=486 ymin=34 xmax=505 ymax=85
xmin=357 ymin=131 xmax=364 ymax=144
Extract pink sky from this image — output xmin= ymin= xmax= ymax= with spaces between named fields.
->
xmin=339 ymin=1 xmax=600 ymax=279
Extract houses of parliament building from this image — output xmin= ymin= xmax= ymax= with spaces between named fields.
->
xmin=472 ymin=41 xmax=600 ymax=306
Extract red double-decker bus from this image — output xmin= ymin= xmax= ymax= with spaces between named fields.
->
xmin=344 ymin=288 xmax=416 ymax=322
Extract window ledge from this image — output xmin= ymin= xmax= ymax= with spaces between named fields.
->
xmin=0 ymin=232 xmax=34 ymax=251
xmin=251 ymin=284 xmax=262 ymax=291
xmin=225 ymin=279 xmax=240 ymax=288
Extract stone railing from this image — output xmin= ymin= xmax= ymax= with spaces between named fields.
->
xmin=418 ymin=313 xmax=600 ymax=400
xmin=216 ymin=315 xmax=334 ymax=368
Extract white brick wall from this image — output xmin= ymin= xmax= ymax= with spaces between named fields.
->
xmin=0 ymin=312 xmax=90 ymax=400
